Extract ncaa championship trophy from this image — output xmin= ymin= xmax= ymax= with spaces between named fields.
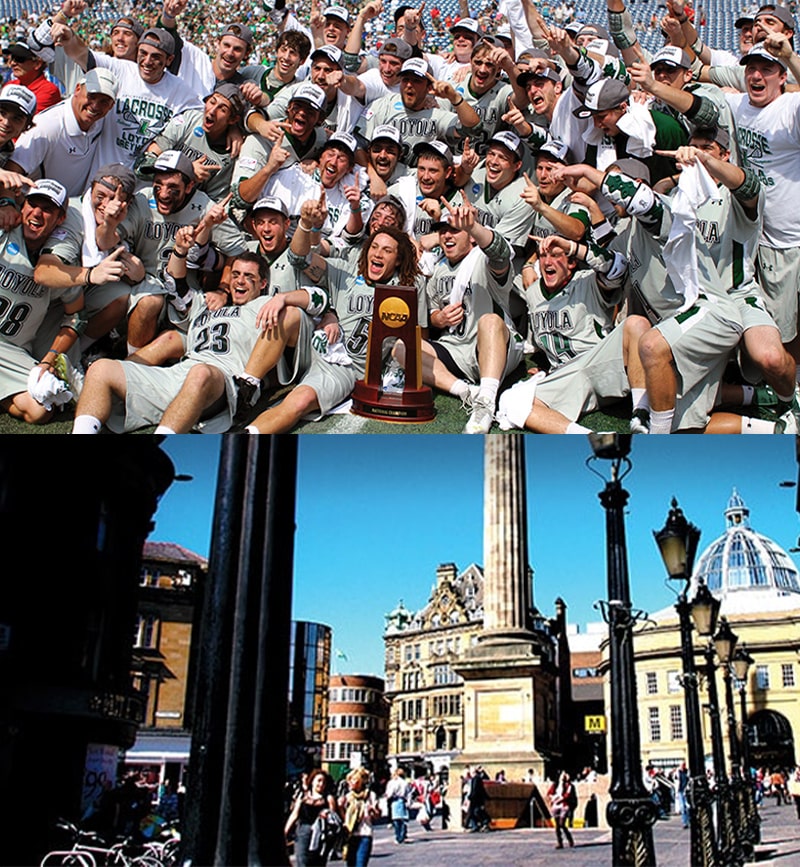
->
xmin=351 ymin=283 xmax=435 ymax=422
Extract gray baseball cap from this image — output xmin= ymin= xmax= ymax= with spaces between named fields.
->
xmin=205 ymin=81 xmax=245 ymax=116
xmin=92 ymin=163 xmax=137 ymax=197
xmin=139 ymin=28 xmax=175 ymax=57
xmin=220 ymin=23 xmax=254 ymax=47
xmin=143 ymin=149 xmax=196 ymax=182
xmin=572 ymin=78 xmax=630 ymax=118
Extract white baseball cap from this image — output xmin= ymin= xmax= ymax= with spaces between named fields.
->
xmin=400 ymin=57 xmax=430 ymax=78
xmin=324 ymin=131 xmax=359 ymax=158
xmin=252 ymin=196 xmax=289 ymax=217
xmin=289 ymin=82 xmax=327 ymax=111
xmin=450 ymin=17 xmax=480 ymax=35
xmin=651 ymin=45 xmax=692 ymax=69
xmin=0 ymin=83 xmax=36 ymax=117
xmin=81 ymin=68 xmax=119 ymax=99
xmin=26 ymin=178 xmax=67 ymax=210
xmin=323 ymin=5 xmax=350 ymax=23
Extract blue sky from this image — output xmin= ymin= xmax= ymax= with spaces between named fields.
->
xmin=156 ymin=437 xmax=800 ymax=677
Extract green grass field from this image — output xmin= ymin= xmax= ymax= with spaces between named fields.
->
xmin=0 ymin=370 xmax=632 ymax=436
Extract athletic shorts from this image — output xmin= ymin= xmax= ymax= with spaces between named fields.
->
xmin=756 ymin=245 xmax=800 ymax=343
xmin=431 ymin=326 xmax=525 ymax=385
xmin=534 ymin=325 xmax=630 ymax=421
xmin=292 ymin=353 xmax=360 ymax=418
xmin=654 ymin=296 xmax=743 ymax=431
xmin=108 ymin=357 xmax=238 ymax=434
xmin=0 ymin=340 xmax=37 ymax=401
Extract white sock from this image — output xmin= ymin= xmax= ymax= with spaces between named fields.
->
xmin=566 ymin=422 xmax=591 ymax=434
xmin=741 ymin=416 xmax=777 ymax=434
xmin=777 ymin=389 xmax=795 ymax=403
xmin=631 ymin=388 xmax=649 ymax=412
xmin=449 ymin=379 xmax=471 ymax=399
xmin=649 ymin=409 xmax=674 ymax=434
xmin=127 ymin=342 xmax=141 ymax=357
xmin=241 ymin=372 xmax=261 ymax=387
xmin=741 ymin=385 xmax=754 ymax=406
xmin=478 ymin=377 xmax=500 ymax=405
xmin=154 ymin=425 xmax=176 ymax=435
xmin=72 ymin=415 xmax=102 ymax=434
xmin=245 ymin=425 xmax=259 ymax=434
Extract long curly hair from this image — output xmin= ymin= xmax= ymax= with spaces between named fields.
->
xmin=358 ymin=225 xmax=419 ymax=288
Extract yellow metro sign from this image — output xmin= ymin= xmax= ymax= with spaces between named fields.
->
xmin=585 ymin=715 xmax=606 ymax=733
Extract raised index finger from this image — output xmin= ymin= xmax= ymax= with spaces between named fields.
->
xmin=107 ymin=245 xmax=126 ymax=259
xmin=439 ymin=196 xmax=456 ymax=214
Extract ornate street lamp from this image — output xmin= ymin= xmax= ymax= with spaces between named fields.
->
xmin=654 ymin=500 xmax=718 ymax=867
xmin=732 ymin=646 xmax=760 ymax=845
xmin=716 ymin=622 xmax=755 ymax=861
xmin=699 ymin=618 xmax=745 ymax=866
xmin=587 ymin=434 xmax=657 ymax=867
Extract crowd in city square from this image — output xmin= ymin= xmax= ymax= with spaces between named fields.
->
xmin=0 ymin=0 xmax=799 ymax=433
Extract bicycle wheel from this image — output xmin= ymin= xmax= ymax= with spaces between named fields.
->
xmin=40 ymin=852 xmax=98 ymax=867
xmin=130 ymin=856 xmax=165 ymax=867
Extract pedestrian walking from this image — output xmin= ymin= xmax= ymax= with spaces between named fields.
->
xmin=384 ymin=767 xmax=412 ymax=844
xmin=285 ymin=769 xmax=340 ymax=866
xmin=789 ymin=768 xmax=800 ymax=819
xmin=547 ymin=772 xmax=576 ymax=849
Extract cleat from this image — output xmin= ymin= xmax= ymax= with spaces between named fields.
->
xmin=630 ymin=408 xmax=650 ymax=434
xmin=52 ymin=353 xmax=84 ymax=401
xmin=464 ymin=396 xmax=495 ymax=434
xmin=774 ymin=405 xmax=798 ymax=434
xmin=775 ymin=396 xmax=800 ymax=432
xmin=752 ymin=384 xmax=779 ymax=407
xmin=232 ymin=376 xmax=261 ymax=426
xmin=459 ymin=383 xmax=481 ymax=412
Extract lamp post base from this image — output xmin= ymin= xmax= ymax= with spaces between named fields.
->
xmin=606 ymin=796 xmax=658 ymax=866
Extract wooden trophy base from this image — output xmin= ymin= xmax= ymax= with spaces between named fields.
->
xmin=351 ymin=380 xmax=436 ymax=423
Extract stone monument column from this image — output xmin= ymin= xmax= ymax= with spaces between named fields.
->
xmin=448 ymin=435 xmax=561 ymax=817
xmin=482 ymin=436 xmax=533 ymax=640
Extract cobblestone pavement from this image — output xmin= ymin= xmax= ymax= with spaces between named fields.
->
xmin=344 ymin=802 xmax=800 ymax=866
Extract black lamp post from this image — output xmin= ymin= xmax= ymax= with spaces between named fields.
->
xmin=732 ymin=646 xmax=760 ymax=845
xmin=716 ymin=621 xmax=755 ymax=861
xmin=587 ymin=434 xmax=657 ymax=867
xmin=654 ymin=499 xmax=718 ymax=867
xmin=700 ymin=618 xmax=745 ymax=866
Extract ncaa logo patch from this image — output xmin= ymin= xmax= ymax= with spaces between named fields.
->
xmin=472 ymin=184 xmax=480 ymax=195
xmin=7 ymin=242 xmax=19 ymax=255
xmin=149 ymin=197 xmax=157 ymax=209
xmin=393 ymin=101 xmax=402 ymax=110
xmin=355 ymin=275 xmax=365 ymax=284
xmin=193 ymin=126 xmax=204 ymax=138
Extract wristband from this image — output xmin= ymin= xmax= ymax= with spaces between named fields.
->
xmin=84 ymin=266 xmax=94 ymax=287
xmin=311 ymin=226 xmax=322 ymax=233
xmin=452 ymin=96 xmax=464 ymax=106
xmin=172 ymin=249 xmax=188 ymax=258
xmin=298 ymin=221 xmax=314 ymax=232
xmin=0 ymin=197 xmax=17 ymax=208
xmin=350 ymin=205 xmax=362 ymax=213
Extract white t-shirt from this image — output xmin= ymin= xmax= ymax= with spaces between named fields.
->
xmin=91 ymin=53 xmax=203 ymax=167
xmin=726 ymin=90 xmax=800 ymax=247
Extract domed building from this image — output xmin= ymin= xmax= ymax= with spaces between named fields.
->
xmin=629 ymin=491 xmax=800 ymax=774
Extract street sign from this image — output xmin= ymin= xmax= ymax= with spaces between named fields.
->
xmin=585 ymin=715 xmax=606 ymax=733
